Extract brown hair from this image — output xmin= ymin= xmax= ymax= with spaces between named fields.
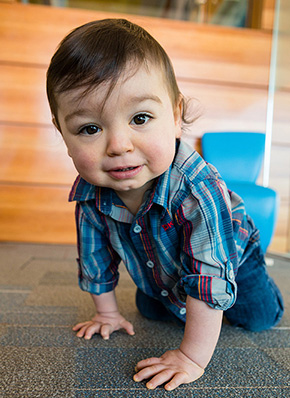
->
xmin=46 ymin=19 xmax=190 ymax=128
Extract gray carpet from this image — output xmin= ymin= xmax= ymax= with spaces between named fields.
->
xmin=0 ymin=243 xmax=289 ymax=397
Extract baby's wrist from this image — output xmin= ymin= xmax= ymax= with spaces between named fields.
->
xmin=97 ymin=310 xmax=120 ymax=315
xmin=178 ymin=346 xmax=205 ymax=371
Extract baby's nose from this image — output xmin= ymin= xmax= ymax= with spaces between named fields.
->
xmin=106 ymin=131 xmax=134 ymax=156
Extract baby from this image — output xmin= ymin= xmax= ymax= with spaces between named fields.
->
xmin=46 ymin=19 xmax=283 ymax=391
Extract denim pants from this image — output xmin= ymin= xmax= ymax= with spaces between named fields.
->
xmin=135 ymin=245 xmax=284 ymax=332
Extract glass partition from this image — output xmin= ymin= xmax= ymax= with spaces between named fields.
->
xmin=265 ymin=0 xmax=290 ymax=253
xmin=24 ymin=0 xmax=274 ymax=30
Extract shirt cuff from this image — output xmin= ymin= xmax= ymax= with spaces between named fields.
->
xmin=78 ymin=275 xmax=119 ymax=295
xmin=180 ymin=273 xmax=237 ymax=311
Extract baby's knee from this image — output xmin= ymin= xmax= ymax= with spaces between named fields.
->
xmin=241 ymin=317 xmax=275 ymax=332
xmin=225 ymin=301 xmax=284 ymax=332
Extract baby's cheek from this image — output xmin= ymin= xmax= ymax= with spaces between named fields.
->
xmin=148 ymin=143 xmax=176 ymax=171
xmin=71 ymin=152 xmax=98 ymax=174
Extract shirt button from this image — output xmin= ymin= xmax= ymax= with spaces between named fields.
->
xmin=133 ymin=225 xmax=142 ymax=233
xmin=161 ymin=290 xmax=169 ymax=297
xmin=146 ymin=260 xmax=154 ymax=268
xmin=228 ymin=270 xmax=234 ymax=281
xmin=180 ymin=308 xmax=186 ymax=315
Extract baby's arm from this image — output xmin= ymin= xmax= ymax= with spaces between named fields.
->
xmin=134 ymin=295 xmax=223 ymax=390
xmin=73 ymin=290 xmax=135 ymax=340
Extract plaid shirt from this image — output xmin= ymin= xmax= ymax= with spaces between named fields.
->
xmin=69 ymin=140 xmax=260 ymax=320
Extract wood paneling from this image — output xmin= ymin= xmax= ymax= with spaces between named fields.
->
xmin=0 ymin=184 xmax=76 ymax=244
xmin=0 ymin=2 xmax=289 ymax=252
xmin=0 ymin=3 xmax=271 ymax=85
xmin=0 ymin=125 xmax=76 ymax=185
xmin=0 ymin=65 xmax=51 ymax=125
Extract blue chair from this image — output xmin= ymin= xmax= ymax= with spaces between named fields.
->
xmin=201 ymin=132 xmax=278 ymax=253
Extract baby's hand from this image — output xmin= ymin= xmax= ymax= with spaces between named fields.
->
xmin=73 ymin=311 xmax=135 ymax=340
xmin=133 ymin=349 xmax=204 ymax=391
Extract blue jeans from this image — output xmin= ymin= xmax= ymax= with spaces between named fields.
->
xmin=224 ymin=245 xmax=284 ymax=331
xmin=136 ymin=246 xmax=284 ymax=332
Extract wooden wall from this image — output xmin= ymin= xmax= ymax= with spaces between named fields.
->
xmin=0 ymin=2 xmax=289 ymax=252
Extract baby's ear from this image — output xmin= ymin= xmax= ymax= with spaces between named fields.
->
xmin=51 ymin=116 xmax=72 ymax=157
xmin=174 ymin=95 xmax=183 ymax=138
xmin=52 ymin=116 xmax=61 ymax=133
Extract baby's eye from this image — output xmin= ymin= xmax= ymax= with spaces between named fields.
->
xmin=131 ymin=114 xmax=152 ymax=125
xmin=79 ymin=124 xmax=101 ymax=135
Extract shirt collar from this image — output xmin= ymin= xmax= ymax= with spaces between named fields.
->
xmin=69 ymin=171 xmax=171 ymax=216
xmin=150 ymin=166 xmax=171 ymax=210
xmin=149 ymin=139 xmax=181 ymax=211
xmin=68 ymin=140 xmax=180 ymax=215
xmin=69 ymin=176 xmax=114 ymax=212
xmin=69 ymin=175 xmax=96 ymax=202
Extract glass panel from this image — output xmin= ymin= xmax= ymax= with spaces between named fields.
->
xmin=265 ymin=0 xmax=290 ymax=252
xmin=24 ymin=0 xmax=274 ymax=30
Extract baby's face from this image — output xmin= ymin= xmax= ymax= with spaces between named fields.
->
xmin=55 ymin=64 xmax=182 ymax=204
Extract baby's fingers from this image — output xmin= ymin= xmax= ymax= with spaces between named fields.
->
xmin=83 ymin=322 xmax=104 ymax=340
xmin=74 ymin=322 xmax=100 ymax=339
xmin=134 ymin=363 xmax=165 ymax=383
xmin=165 ymin=365 xmax=204 ymax=391
xmin=146 ymin=369 xmax=177 ymax=390
xmin=164 ymin=372 xmax=190 ymax=391
xmin=100 ymin=323 xmax=113 ymax=340
xmin=120 ymin=319 xmax=135 ymax=336
xmin=135 ymin=357 xmax=161 ymax=371
xmin=72 ymin=322 xmax=89 ymax=332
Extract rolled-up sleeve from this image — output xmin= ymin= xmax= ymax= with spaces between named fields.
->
xmin=176 ymin=177 xmax=238 ymax=311
xmin=75 ymin=202 xmax=120 ymax=295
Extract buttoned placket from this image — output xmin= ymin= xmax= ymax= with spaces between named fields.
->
xmin=131 ymin=218 xmax=171 ymax=300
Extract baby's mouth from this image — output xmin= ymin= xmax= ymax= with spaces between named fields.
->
xmin=108 ymin=165 xmax=143 ymax=179
xmin=115 ymin=166 xmax=137 ymax=172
